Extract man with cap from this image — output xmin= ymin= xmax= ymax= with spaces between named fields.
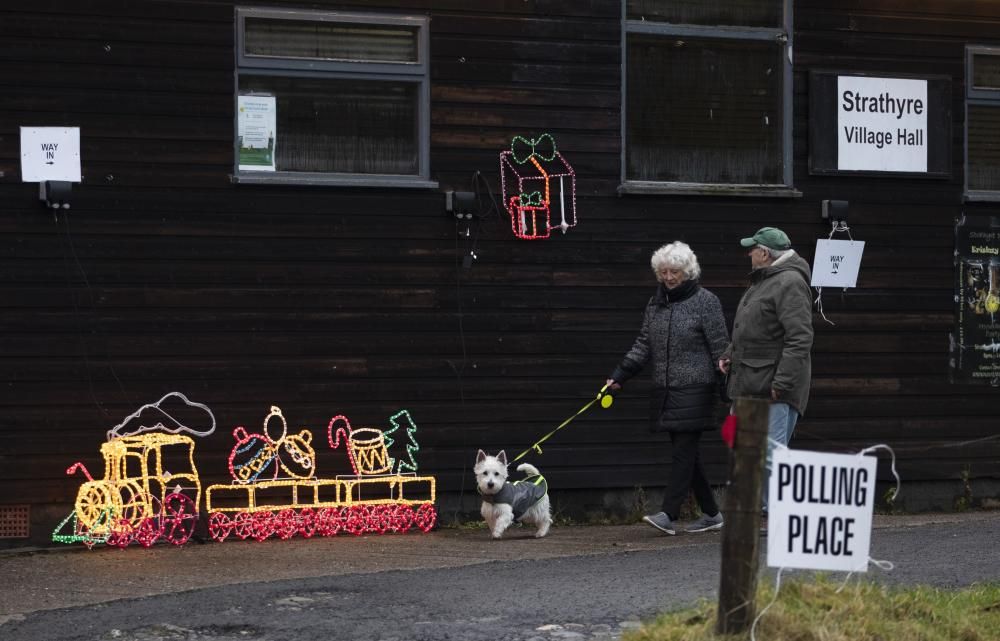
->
xmin=718 ymin=227 xmax=814 ymax=516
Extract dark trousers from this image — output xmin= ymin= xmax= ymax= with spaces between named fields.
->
xmin=661 ymin=430 xmax=719 ymax=520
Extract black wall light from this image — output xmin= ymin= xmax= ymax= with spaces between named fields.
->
xmin=40 ymin=180 xmax=73 ymax=209
xmin=821 ymin=199 xmax=849 ymax=226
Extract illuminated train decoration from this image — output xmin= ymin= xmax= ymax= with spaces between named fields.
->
xmin=52 ymin=395 xmax=436 ymax=548
xmin=51 ymin=392 xmax=212 ymax=548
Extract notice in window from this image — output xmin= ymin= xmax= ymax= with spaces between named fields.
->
xmin=238 ymin=95 xmax=276 ymax=172
xmin=837 ymin=76 xmax=927 ymax=172
xmin=951 ymin=218 xmax=1000 ymax=385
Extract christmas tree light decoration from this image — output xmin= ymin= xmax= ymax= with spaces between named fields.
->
xmin=500 ymin=133 xmax=577 ymax=240
xmin=384 ymin=409 xmax=422 ymax=474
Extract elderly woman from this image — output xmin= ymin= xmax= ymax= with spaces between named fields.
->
xmin=606 ymin=241 xmax=729 ymax=535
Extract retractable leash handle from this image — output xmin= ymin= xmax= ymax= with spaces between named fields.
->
xmin=597 ymin=383 xmax=614 ymax=409
xmin=512 ymin=384 xmax=615 ymax=463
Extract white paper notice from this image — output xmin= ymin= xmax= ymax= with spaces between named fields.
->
xmin=238 ymin=95 xmax=277 ymax=172
xmin=20 ymin=127 xmax=82 ymax=182
xmin=811 ymin=239 xmax=865 ymax=288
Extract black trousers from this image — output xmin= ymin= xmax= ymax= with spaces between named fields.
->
xmin=661 ymin=430 xmax=719 ymax=520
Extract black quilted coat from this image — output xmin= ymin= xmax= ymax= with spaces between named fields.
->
xmin=610 ymin=280 xmax=730 ymax=432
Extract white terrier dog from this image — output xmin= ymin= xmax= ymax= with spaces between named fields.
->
xmin=474 ymin=449 xmax=552 ymax=539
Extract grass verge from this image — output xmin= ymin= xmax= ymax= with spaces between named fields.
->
xmin=624 ymin=576 xmax=1000 ymax=641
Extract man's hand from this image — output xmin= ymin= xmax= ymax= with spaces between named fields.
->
xmin=718 ymin=358 xmax=731 ymax=374
xmin=605 ymin=378 xmax=622 ymax=391
xmin=771 ymin=387 xmax=780 ymax=401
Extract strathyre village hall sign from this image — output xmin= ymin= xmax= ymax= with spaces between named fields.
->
xmin=809 ymin=71 xmax=952 ymax=178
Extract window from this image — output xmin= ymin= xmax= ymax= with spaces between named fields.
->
xmin=966 ymin=46 xmax=1000 ymax=200
xmin=234 ymin=7 xmax=435 ymax=187
xmin=621 ymin=0 xmax=794 ymax=195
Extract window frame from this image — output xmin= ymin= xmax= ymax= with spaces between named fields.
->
xmin=233 ymin=6 xmax=436 ymax=188
xmin=964 ymin=45 xmax=1000 ymax=202
xmin=619 ymin=0 xmax=797 ymax=197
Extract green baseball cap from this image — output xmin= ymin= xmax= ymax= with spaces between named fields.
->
xmin=740 ymin=227 xmax=791 ymax=250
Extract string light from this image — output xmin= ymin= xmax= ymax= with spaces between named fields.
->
xmin=54 ymin=401 xmax=438 ymax=547
xmin=52 ymin=431 xmax=204 ymax=548
xmin=327 ymin=415 xmax=360 ymax=476
xmin=500 ymin=133 xmax=577 ymax=240
xmin=386 ymin=409 xmax=422 ymax=474
xmin=228 ymin=407 xmax=316 ymax=483
xmin=106 ymin=391 xmax=216 ymax=441
xmin=205 ymin=409 xmax=437 ymax=542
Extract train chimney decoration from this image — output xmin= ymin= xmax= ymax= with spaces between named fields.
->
xmin=500 ymin=133 xmax=577 ymax=240
xmin=53 ymin=396 xmax=437 ymax=548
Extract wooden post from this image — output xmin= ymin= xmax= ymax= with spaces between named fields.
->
xmin=716 ymin=397 xmax=770 ymax=635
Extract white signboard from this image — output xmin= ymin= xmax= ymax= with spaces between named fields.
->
xmin=838 ymin=76 xmax=927 ymax=172
xmin=767 ymin=448 xmax=877 ymax=572
xmin=20 ymin=127 xmax=81 ymax=182
xmin=811 ymin=239 xmax=865 ymax=288
xmin=238 ymin=95 xmax=277 ymax=172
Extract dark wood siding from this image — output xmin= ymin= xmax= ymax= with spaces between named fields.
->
xmin=1 ymin=0 xmax=998 ymax=540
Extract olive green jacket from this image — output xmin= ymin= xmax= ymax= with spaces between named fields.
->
xmin=723 ymin=250 xmax=814 ymax=414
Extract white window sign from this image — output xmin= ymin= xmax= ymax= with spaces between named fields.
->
xmin=20 ymin=127 xmax=82 ymax=182
xmin=838 ymin=76 xmax=927 ymax=172
xmin=811 ymin=239 xmax=865 ymax=288
xmin=767 ymin=448 xmax=877 ymax=573
xmin=238 ymin=95 xmax=277 ymax=172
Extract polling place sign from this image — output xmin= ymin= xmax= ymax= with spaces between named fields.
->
xmin=809 ymin=71 xmax=951 ymax=178
xmin=767 ymin=448 xmax=877 ymax=573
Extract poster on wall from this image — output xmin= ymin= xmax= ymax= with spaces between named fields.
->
xmin=951 ymin=216 xmax=1000 ymax=385
xmin=238 ymin=95 xmax=276 ymax=172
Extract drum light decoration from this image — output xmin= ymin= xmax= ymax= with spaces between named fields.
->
xmin=499 ymin=133 xmax=577 ymax=240
xmin=204 ymin=407 xmax=437 ymax=542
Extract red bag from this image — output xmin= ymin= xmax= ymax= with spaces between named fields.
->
xmin=721 ymin=414 xmax=738 ymax=449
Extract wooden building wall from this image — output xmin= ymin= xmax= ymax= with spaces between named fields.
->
xmin=1 ymin=0 xmax=998 ymax=542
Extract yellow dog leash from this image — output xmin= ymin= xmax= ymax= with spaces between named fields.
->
xmin=511 ymin=384 xmax=615 ymax=463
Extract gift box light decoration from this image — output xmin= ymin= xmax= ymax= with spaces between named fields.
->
xmin=500 ymin=133 xmax=577 ymax=240
xmin=52 ymin=392 xmax=214 ymax=549
xmin=204 ymin=407 xmax=437 ymax=543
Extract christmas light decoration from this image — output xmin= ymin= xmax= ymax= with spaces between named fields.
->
xmin=55 ymin=400 xmax=438 ymax=547
xmin=205 ymin=409 xmax=437 ymax=542
xmin=106 ymin=391 xmax=216 ymax=440
xmin=500 ymin=133 xmax=577 ymax=240
xmin=327 ymin=414 xmax=360 ymax=475
xmin=228 ymin=407 xmax=316 ymax=483
xmin=52 ymin=431 xmax=204 ymax=548
xmin=384 ymin=409 xmax=422 ymax=474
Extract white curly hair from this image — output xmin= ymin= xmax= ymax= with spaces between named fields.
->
xmin=650 ymin=241 xmax=701 ymax=282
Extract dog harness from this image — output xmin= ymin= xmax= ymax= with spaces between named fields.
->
xmin=481 ymin=474 xmax=548 ymax=521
